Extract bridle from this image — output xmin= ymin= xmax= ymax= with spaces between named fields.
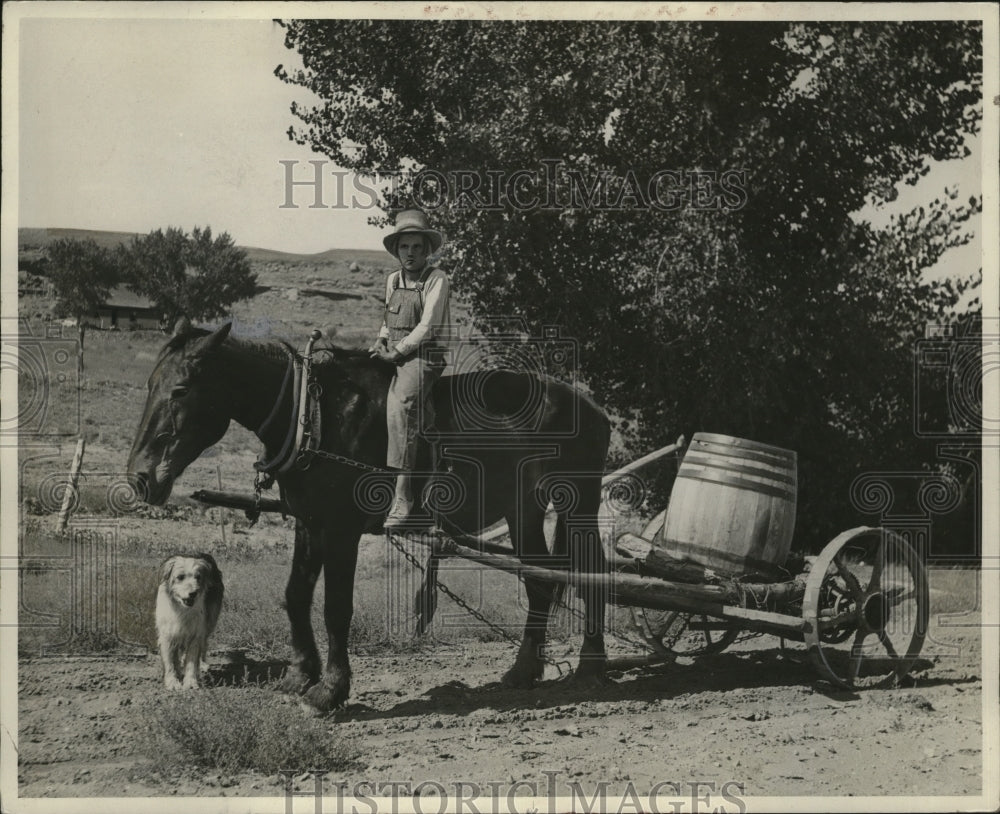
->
xmin=147 ymin=332 xmax=402 ymax=523
xmin=153 ymin=383 xmax=189 ymax=477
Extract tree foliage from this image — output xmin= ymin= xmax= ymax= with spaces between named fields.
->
xmin=46 ymin=237 xmax=119 ymax=323
xmin=120 ymin=226 xmax=257 ymax=324
xmin=277 ymin=20 xmax=983 ymax=553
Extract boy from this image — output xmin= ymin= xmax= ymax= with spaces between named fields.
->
xmin=369 ymin=209 xmax=451 ymax=527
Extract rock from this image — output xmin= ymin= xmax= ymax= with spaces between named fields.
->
xmin=286 ymin=288 xmax=299 ymax=301
xmin=349 ymin=262 xmax=361 ymax=273
xmin=554 ymin=725 xmax=581 ymax=737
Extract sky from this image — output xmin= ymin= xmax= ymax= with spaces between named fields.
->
xmin=10 ymin=9 xmax=989 ymax=277
xmin=17 ymin=16 xmax=383 ymax=253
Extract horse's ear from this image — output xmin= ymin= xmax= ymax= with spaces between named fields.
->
xmin=172 ymin=316 xmax=192 ymax=337
xmin=191 ymin=322 xmax=232 ymax=356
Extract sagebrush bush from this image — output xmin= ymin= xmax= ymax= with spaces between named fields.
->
xmin=141 ymin=687 xmax=358 ymax=773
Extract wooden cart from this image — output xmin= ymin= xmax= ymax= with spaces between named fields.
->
xmin=405 ymin=519 xmax=929 ymax=690
xmin=400 ymin=435 xmax=931 ymax=690
xmin=193 ymin=436 xmax=930 ymax=689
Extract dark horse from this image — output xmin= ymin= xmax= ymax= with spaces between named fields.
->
xmin=127 ymin=321 xmax=611 ymax=711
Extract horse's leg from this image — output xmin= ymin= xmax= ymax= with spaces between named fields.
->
xmin=502 ymin=501 xmax=555 ymax=689
xmin=277 ymin=519 xmax=324 ymax=695
xmin=303 ymin=522 xmax=360 ymax=711
xmin=568 ymin=479 xmax=608 ymax=685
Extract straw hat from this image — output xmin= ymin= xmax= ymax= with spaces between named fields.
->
xmin=382 ymin=209 xmax=443 ymax=256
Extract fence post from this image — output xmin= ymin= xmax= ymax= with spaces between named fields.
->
xmin=216 ymin=464 xmax=227 ymax=543
xmin=55 ymin=437 xmax=86 ymax=533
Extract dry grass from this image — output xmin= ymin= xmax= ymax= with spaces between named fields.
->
xmin=137 ymin=687 xmax=358 ymax=773
xmin=17 ymin=524 xmax=649 ymax=661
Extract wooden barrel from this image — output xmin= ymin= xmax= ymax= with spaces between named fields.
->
xmin=661 ymin=433 xmax=797 ymax=577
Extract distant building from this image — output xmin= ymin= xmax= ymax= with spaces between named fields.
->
xmin=92 ymin=287 xmax=160 ymax=330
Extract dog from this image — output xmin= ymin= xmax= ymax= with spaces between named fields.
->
xmin=156 ymin=553 xmax=224 ymax=690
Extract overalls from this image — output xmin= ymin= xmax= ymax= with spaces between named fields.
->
xmin=384 ymin=268 xmax=445 ymax=471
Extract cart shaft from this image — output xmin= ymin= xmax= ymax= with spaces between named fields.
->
xmin=404 ymin=531 xmax=810 ymax=638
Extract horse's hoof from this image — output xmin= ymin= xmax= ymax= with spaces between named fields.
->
xmin=569 ymin=665 xmax=608 ymax=689
xmin=571 ymin=671 xmax=608 ymax=688
xmin=276 ymin=667 xmax=316 ymax=696
xmin=303 ymin=677 xmax=350 ymax=712
xmin=501 ymin=664 xmax=542 ymax=689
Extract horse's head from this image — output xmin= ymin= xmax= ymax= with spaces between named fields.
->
xmin=127 ymin=319 xmax=233 ymax=505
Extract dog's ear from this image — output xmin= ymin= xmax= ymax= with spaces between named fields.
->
xmin=198 ymin=553 xmax=224 ymax=590
xmin=160 ymin=556 xmax=178 ymax=585
xmin=198 ymin=553 xmax=225 ymax=605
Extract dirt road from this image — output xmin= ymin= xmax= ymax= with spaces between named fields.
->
xmin=17 ymin=608 xmax=988 ymax=807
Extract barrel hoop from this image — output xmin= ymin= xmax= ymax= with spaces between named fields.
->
xmin=676 ymin=466 xmax=797 ymax=502
xmin=661 ymin=537 xmax=783 ymax=576
xmin=681 ymin=453 xmax=797 ymax=486
xmin=691 ymin=433 xmax=796 ymax=460
xmin=689 ymin=441 xmax=797 ymax=468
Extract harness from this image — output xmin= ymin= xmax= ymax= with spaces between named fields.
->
xmin=249 ymin=330 xmax=400 ymax=523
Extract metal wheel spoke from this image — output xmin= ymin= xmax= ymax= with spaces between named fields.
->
xmin=849 ymin=628 xmax=868 ymax=681
xmin=883 ymin=586 xmax=916 ymax=607
xmin=868 ymin=542 xmax=887 ymax=593
xmin=834 ymin=552 xmax=866 ymax=599
xmin=877 ymin=629 xmax=900 ymax=661
xmin=818 ymin=609 xmax=855 ymax=630
xmin=703 ymin=622 xmax=715 ymax=647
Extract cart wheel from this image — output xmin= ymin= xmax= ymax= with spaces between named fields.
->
xmin=803 ymin=527 xmax=929 ymax=688
xmin=628 ymin=511 xmax=740 ymax=658
xmin=640 ymin=510 xmax=667 ymax=543
xmin=630 ymin=607 xmax=740 ymax=658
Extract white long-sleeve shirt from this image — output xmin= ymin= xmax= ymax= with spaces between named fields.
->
xmin=377 ymin=266 xmax=451 ymax=356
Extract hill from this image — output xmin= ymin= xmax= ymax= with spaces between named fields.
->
xmin=16 ymin=227 xmax=385 ymax=266
xmin=16 ymin=226 xmax=469 ymax=350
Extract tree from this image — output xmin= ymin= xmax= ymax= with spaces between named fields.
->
xmin=46 ymin=237 xmax=120 ymax=374
xmin=120 ymin=226 xmax=257 ymax=324
xmin=47 ymin=237 xmax=118 ymax=325
xmin=277 ymin=20 xmax=983 ymax=553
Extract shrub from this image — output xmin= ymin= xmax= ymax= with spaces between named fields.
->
xmin=140 ymin=688 xmax=358 ymax=773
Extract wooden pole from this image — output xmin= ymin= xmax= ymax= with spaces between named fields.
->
xmin=401 ymin=531 xmax=810 ymax=638
xmin=216 ymin=465 xmax=226 ymax=543
xmin=600 ymin=435 xmax=686 ymax=487
xmin=479 ymin=436 xmax=687 ymax=543
xmin=55 ymin=438 xmax=86 ymax=533
xmin=77 ymin=321 xmax=86 ymax=378
xmin=190 ymin=489 xmax=286 ymax=515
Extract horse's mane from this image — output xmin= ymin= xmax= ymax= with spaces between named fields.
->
xmin=158 ymin=327 xmax=372 ymax=368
